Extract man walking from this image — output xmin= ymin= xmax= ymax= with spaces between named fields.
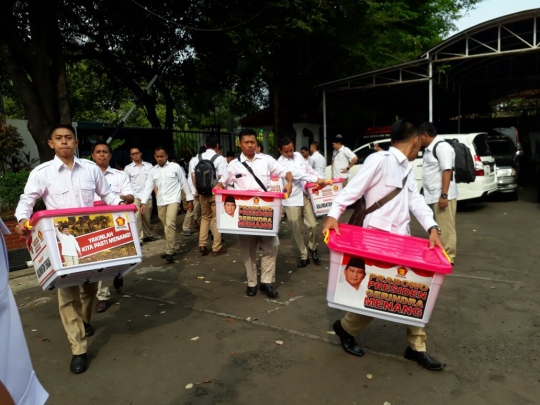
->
xmin=300 ymin=146 xmax=310 ymax=164
xmin=322 ymin=120 xmax=447 ymax=371
xmin=420 ymin=122 xmax=458 ymax=264
xmin=182 ymin=147 xmax=206 ymax=236
xmin=278 ymin=137 xmax=325 ymax=267
xmin=140 ymin=147 xmax=193 ymax=263
xmin=331 ymin=134 xmax=358 ymax=184
xmin=91 ymin=141 xmax=134 ymax=311
xmin=192 ymin=136 xmax=228 ymax=256
xmin=124 ymin=147 xmax=158 ymax=243
xmin=309 ymin=141 xmax=326 ymax=179
xmin=15 ymin=125 xmax=123 ymax=374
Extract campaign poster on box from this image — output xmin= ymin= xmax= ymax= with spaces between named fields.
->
xmin=308 ymin=182 xmax=342 ymax=215
xmin=333 ymin=254 xmax=434 ymax=320
xmin=26 ymin=226 xmax=53 ymax=285
xmin=52 ymin=212 xmax=137 ymax=268
xmin=219 ymin=195 xmax=275 ymax=231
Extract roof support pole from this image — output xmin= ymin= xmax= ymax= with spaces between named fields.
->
xmin=458 ymin=82 xmax=462 ymax=134
xmin=429 ymin=60 xmax=433 ymax=122
xmin=323 ymin=90 xmax=328 ymax=164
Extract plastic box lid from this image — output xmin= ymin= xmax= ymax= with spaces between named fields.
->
xmin=29 ymin=204 xmax=138 ymax=227
xmin=305 ymin=177 xmax=344 ymax=188
xmin=213 ymin=188 xmax=285 ymax=199
xmin=326 ymin=224 xmax=452 ymax=274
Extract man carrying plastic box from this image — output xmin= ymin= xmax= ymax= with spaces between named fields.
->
xmin=214 ymin=128 xmax=293 ymax=298
xmin=140 ymin=146 xmax=193 ymax=263
xmin=182 ymin=146 xmax=206 ymax=236
xmin=278 ymin=137 xmax=326 ymax=267
xmin=322 ymin=120 xmax=448 ymax=371
xmin=91 ymin=141 xmax=134 ymax=312
xmin=15 ymin=124 xmax=125 ymax=375
xmin=309 ymin=141 xmax=326 ymax=179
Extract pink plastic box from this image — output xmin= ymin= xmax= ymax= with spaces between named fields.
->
xmin=214 ymin=189 xmax=285 ymax=236
xmin=305 ymin=178 xmax=344 ymax=216
xmin=23 ymin=205 xmax=142 ymax=291
xmin=326 ymin=224 xmax=452 ymax=327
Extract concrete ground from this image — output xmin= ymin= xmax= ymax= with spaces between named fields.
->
xmin=9 ymin=188 xmax=540 ymax=405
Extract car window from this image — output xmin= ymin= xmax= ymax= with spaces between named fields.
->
xmin=473 ymin=136 xmax=493 ymax=157
xmin=355 ymin=147 xmax=377 ymax=164
xmin=486 ymin=139 xmax=516 ymax=155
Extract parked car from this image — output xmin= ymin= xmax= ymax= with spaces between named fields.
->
xmin=486 ymin=135 xmax=519 ymax=199
xmin=325 ymin=133 xmax=498 ymax=201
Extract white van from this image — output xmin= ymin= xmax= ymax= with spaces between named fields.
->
xmin=325 ymin=133 xmax=498 ymax=201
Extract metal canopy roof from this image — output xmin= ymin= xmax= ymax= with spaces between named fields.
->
xmin=315 ymin=8 xmax=540 ymax=120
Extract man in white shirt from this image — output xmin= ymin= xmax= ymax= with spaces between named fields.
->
xmin=15 ymin=124 xmax=124 ymax=374
xmin=191 ymin=137 xmax=228 ymax=256
xmin=300 ymin=146 xmax=310 ymax=164
xmin=420 ymin=122 xmax=458 ymax=264
xmin=182 ymin=147 xmax=205 ymax=236
xmin=124 ymin=147 xmax=158 ymax=243
xmin=54 ymin=224 xmax=81 ymax=266
xmin=278 ymin=137 xmax=325 ymax=267
xmin=322 ymin=120 xmax=447 ymax=371
xmin=91 ymin=141 xmax=135 ymax=312
xmin=140 ymin=147 xmax=193 ymax=263
xmin=309 ymin=141 xmax=326 ymax=178
xmin=331 ymin=134 xmax=358 ymax=184
xmin=215 ymin=128 xmax=293 ymax=298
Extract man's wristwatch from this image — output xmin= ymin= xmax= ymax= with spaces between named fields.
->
xmin=440 ymin=194 xmax=448 ymax=199
xmin=428 ymin=225 xmax=441 ymax=235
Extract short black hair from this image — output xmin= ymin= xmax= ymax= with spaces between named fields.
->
xmin=238 ymin=128 xmax=257 ymax=142
xmin=50 ymin=124 xmax=76 ymax=139
xmin=226 ymin=151 xmax=235 ymax=158
xmin=206 ymin=135 xmax=219 ymax=148
xmin=300 ymin=146 xmax=309 ymax=152
xmin=279 ymin=136 xmax=294 ymax=148
xmin=390 ymin=120 xmax=419 ymax=142
xmin=154 ymin=146 xmax=168 ymax=154
xmin=311 ymin=141 xmax=320 ymax=151
xmin=346 ymin=257 xmax=365 ymax=270
xmin=129 ymin=147 xmax=141 ymax=154
xmin=419 ymin=122 xmax=437 ymax=138
xmin=224 ymin=195 xmax=236 ymax=204
xmin=91 ymin=141 xmax=111 ymax=154
xmin=198 ymin=146 xmax=207 ymax=154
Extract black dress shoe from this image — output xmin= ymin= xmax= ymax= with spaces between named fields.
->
xmin=246 ymin=286 xmax=257 ymax=297
xmin=165 ymin=254 xmax=175 ymax=263
xmin=160 ymin=252 xmax=177 ymax=259
xmin=199 ymin=245 xmax=209 ymax=256
xmin=309 ymin=248 xmax=321 ymax=265
xmin=113 ymin=276 xmax=123 ymax=293
xmin=70 ymin=353 xmax=88 ymax=374
xmin=332 ymin=320 xmax=365 ymax=357
xmin=404 ymin=347 xmax=447 ymax=371
xmin=84 ymin=322 xmax=95 ymax=337
xmin=259 ymin=283 xmax=279 ymax=298
xmin=143 ymin=236 xmax=158 ymax=242
xmin=298 ymin=258 xmax=310 ymax=268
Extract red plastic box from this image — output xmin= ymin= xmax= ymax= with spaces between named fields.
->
xmin=305 ymin=178 xmax=344 ymax=216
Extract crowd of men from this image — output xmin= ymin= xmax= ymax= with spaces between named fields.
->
xmin=5 ymin=120 xmax=457 ymax=404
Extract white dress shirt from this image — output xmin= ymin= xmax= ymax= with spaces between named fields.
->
xmin=188 ymin=149 xmax=228 ymax=193
xmin=335 ymin=279 xmax=366 ymax=308
xmin=328 ymin=147 xmax=437 ymax=236
xmin=54 ymin=228 xmax=81 ymax=257
xmin=141 ymin=161 xmax=193 ymax=206
xmin=309 ymin=150 xmax=326 ymax=178
xmin=187 ymin=155 xmax=199 ymax=195
xmin=277 ymin=152 xmax=319 ymax=207
xmin=15 ymin=156 xmax=121 ymax=222
xmin=219 ymin=153 xmax=290 ymax=191
xmin=94 ymin=167 xmax=134 ymax=202
xmin=422 ymin=136 xmax=459 ymax=204
xmin=332 ymin=146 xmax=357 ymax=179
xmin=0 ymin=219 xmax=49 ymax=405
xmin=124 ymin=161 xmax=154 ymax=200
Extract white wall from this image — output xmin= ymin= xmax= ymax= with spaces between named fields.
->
xmin=6 ymin=119 xmax=40 ymax=168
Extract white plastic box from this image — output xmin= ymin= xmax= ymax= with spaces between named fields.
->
xmin=326 ymin=224 xmax=452 ymax=327
xmin=214 ymin=189 xmax=285 ymax=236
xmin=305 ymin=178 xmax=344 ymax=216
xmin=23 ymin=205 xmax=142 ymax=291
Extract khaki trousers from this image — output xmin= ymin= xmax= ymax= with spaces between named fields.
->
xmin=199 ymin=194 xmax=222 ymax=251
xmin=134 ymin=197 xmax=154 ymax=240
xmin=284 ymin=194 xmax=317 ymax=260
xmin=157 ymin=203 xmax=179 ymax=255
xmin=63 ymin=255 xmax=79 ymax=266
xmin=58 ymin=282 xmax=98 ymax=355
xmin=183 ymin=197 xmax=201 ymax=231
xmin=341 ymin=312 xmax=427 ymax=352
xmin=239 ymin=235 xmax=277 ymax=287
xmin=96 ymin=279 xmax=110 ymax=301
xmin=429 ymin=199 xmax=457 ymax=261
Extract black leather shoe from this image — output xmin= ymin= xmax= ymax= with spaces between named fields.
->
xmin=332 ymin=320 xmax=365 ymax=357
xmin=404 ymin=347 xmax=447 ymax=371
xmin=143 ymin=236 xmax=158 ymax=242
xmin=309 ymin=248 xmax=321 ymax=265
xmin=199 ymin=245 xmax=209 ymax=256
xmin=165 ymin=254 xmax=174 ymax=263
xmin=160 ymin=252 xmax=177 ymax=259
xmin=70 ymin=353 xmax=88 ymax=374
xmin=84 ymin=322 xmax=94 ymax=337
xmin=259 ymin=283 xmax=279 ymax=298
xmin=298 ymin=258 xmax=310 ymax=268
xmin=246 ymin=286 xmax=257 ymax=297
xmin=113 ymin=276 xmax=123 ymax=293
